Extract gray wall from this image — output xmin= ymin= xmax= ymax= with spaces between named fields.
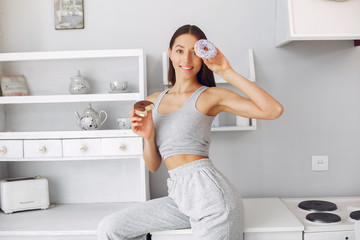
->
xmin=1 ymin=0 xmax=360 ymax=199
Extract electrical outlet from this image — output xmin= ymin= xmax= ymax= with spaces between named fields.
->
xmin=312 ymin=156 xmax=329 ymax=171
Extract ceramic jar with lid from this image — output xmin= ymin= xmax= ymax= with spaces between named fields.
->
xmin=69 ymin=70 xmax=90 ymax=94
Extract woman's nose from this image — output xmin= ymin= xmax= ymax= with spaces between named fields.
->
xmin=183 ymin=51 xmax=192 ymax=61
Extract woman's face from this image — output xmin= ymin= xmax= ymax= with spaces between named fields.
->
xmin=169 ymin=33 xmax=203 ymax=81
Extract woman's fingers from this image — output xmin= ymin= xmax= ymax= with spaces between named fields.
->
xmin=130 ymin=116 xmax=142 ymax=123
xmin=129 ymin=108 xmax=136 ymax=116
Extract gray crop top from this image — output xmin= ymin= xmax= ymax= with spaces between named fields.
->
xmin=152 ymin=86 xmax=215 ymax=160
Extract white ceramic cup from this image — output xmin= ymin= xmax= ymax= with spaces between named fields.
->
xmin=116 ymin=117 xmax=131 ymax=129
xmin=110 ymin=81 xmax=128 ymax=92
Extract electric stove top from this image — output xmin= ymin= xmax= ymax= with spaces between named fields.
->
xmin=281 ymin=196 xmax=360 ymax=240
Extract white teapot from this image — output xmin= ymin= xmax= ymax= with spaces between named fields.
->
xmin=74 ymin=104 xmax=107 ymax=130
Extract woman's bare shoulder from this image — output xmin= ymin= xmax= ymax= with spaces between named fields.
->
xmin=146 ymin=91 xmax=162 ymax=103
xmin=202 ymin=86 xmax=231 ymax=99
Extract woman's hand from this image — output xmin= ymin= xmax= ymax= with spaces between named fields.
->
xmin=129 ymin=108 xmax=155 ymax=140
xmin=202 ymin=48 xmax=233 ymax=76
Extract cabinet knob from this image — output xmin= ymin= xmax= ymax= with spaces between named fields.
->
xmin=79 ymin=145 xmax=87 ymax=152
xmin=0 ymin=147 xmax=7 ymax=154
xmin=118 ymin=144 xmax=126 ymax=151
xmin=38 ymin=146 xmax=47 ymax=153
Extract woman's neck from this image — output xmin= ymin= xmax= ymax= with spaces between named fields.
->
xmin=170 ymin=78 xmax=202 ymax=94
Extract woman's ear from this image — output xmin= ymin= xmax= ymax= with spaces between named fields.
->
xmin=168 ymin=48 xmax=172 ymax=61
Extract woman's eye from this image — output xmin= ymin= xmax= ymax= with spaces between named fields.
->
xmin=176 ymin=50 xmax=182 ymax=53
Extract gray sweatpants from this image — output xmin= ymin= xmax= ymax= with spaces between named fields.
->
xmin=97 ymin=159 xmax=244 ymax=240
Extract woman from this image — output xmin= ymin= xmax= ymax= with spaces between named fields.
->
xmin=98 ymin=24 xmax=283 ymax=240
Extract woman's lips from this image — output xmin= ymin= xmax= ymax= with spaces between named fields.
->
xmin=180 ymin=65 xmax=193 ymax=71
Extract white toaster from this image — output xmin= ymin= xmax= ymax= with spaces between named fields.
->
xmin=0 ymin=176 xmax=50 ymax=214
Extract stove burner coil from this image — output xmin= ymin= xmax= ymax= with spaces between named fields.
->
xmin=350 ymin=210 xmax=360 ymax=220
xmin=298 ymin=200 xmax=337 ymax=211
xmin=306 ymin=212 xmax=341 ymax=223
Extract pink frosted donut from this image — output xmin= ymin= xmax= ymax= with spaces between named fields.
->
xmin=194 ymin=39 xmax=217 ymax=59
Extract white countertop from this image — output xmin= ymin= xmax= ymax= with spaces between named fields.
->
xmin=152 ymin=197 xmax=304 ymax=235
xmin=0 ymin=198 xmax=303 ymax=237
xmin=243 ymin=198 xmax=303 ymax=233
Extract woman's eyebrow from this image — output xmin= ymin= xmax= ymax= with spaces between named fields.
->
xmin=174 ymin=45 xmax=195 ymax=50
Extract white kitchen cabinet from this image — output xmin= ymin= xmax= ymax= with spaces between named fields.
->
xmin=275 ymin=0 xmax=360 ymax=47
xmin=151 ymin=230 xmax=302 ymax=240
xmin=161 ymin=49 xmax=257 ymax=131
xmin=0 ymin=49 xmax=149 ymax=239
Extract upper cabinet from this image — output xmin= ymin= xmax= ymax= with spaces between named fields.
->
xmin=275 ymin=0 xmax=360 ymax=47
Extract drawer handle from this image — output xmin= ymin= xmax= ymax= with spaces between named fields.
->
xmin=118 ymin=144 xmax=126 ymax=151
xmin=79 ymin=145 xmax=87 ymax=152
xmin=38 ymin=146 xmax=47 ymax=153
xmin=0 ymin=147 xmax=7 ymax=154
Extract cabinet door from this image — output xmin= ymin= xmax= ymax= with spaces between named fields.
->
xmin=151 ymin=235 xmax=193 ymax=240
xmin=275 ymin=0 xmax=360 ymax=46
xmin=24 ymin=140 xmax=62 ymax=158
xmin=290 ymin=0 xmax=360 ymax=35
xmin=63 ymin=138 xmax=102 ymax=157
xmin=102 ymin=137 xmax=143 ymax=156
xmin=244 ymin=231 xmax=302 ymax=240
xmin=0 ymin=140 xmax=23 ymax=159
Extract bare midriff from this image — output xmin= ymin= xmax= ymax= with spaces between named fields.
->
xmin=164 ymin=154 xmax=208 ymax=170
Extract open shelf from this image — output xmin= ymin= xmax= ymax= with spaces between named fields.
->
xmin=0 ymin=93 xmax=141 ymax=104
xmin=162 ymin=49 xmax=256 ymax=85
xmin=0 ymin=49 xmax=144 ymax=62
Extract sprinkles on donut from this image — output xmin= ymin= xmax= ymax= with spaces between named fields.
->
xmin=194 ymin=39 xmax=217 ymax=59
xmin=134 ymin=100 xmax=155 ymax=117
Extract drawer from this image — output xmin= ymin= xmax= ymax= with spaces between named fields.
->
xmin=102 ymin=137 xmax=143 ymax=156
xmin=63 ymin=138 xmax=102 ymax=157
xmin=0 ymin=140 xmax=23 ymax=159
xmin=24 ymin=140 xmax=62 ymax=158
xmin=151 ymin=230 xmax=192 ymax=240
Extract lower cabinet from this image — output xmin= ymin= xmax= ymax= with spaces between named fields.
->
xmin=0 ymin=136 xmax=148 ymax=238
xmin=244 ymin=232 xmax=302 ymax=240
xmin=151 ymin=230 xmax=302 ymax=240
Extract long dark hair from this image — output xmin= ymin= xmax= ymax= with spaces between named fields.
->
xmin=168 ymin=25 xmax=216 ymax=87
